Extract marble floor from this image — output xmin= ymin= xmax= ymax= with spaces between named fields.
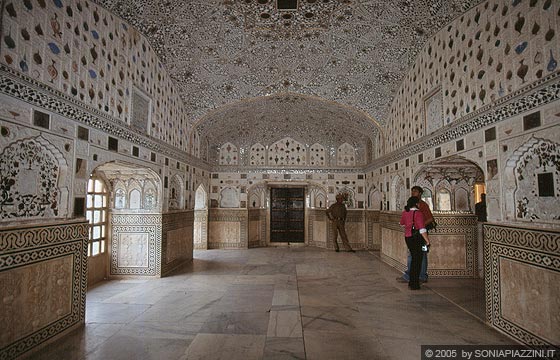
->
xmin=27 ymin=247 xmax=515 ymax=360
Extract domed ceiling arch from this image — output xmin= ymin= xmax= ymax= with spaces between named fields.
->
xmin=96 ymin=0 xmax=482 ymax=128
xmin=194 ymin=92 xmax=380 ymax=150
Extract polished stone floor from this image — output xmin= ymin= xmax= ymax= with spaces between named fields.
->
xmin=28 ymin=247 xmax=514 ymax=360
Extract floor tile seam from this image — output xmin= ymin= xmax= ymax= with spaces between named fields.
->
xmin=294 ymin=257 xmax=309 ymax=360
xmin=422 ymin=285 xmax=490 ymax=328
xmin=78 ymin=323 xmax=127 ymax=358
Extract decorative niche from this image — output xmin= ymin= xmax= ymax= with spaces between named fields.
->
xmin=130 ymin=87 xmax=152 ymax=135
xmin=424 ymin=87 xmax=443 ymax=135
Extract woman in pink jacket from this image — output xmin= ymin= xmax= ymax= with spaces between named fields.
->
xmin=400 ymin=196 xmax=431 ymax=290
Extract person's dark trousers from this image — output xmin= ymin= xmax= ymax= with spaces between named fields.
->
xmin=405 ymin=235 xmax=423 ymax=289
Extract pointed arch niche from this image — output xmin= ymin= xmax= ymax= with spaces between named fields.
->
xmin=247 ymin=183 xmax=268 ymax=248
xmin=268 ymin=137 xmax=306 ymax=166
xmin=0 ymin=136 xmax=70 ymax=222
xmin=390 ymin=175 xmax=406 ymax=211
xmin=413 ymin=156 xmax=484 ymax=212
xmin=194 ymin=184 xmax=209 ymax=250
xmin=219 ymin=142 xmax=238 ymax=165
xmin=168 ymin=174 xmax=185 ymax=210
xmin=368 ymin=187 xmax=382 ymax=210
xmin=504 ymin=137 xmax=560 ymax=223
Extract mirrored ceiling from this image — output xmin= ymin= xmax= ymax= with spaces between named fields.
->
xmin=96 ymin=0 xmax=481 ymax=130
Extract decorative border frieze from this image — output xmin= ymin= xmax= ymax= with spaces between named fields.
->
xmin=0 ymin=66 xmax=210 ymax=171
xmin=206 ymin=242 xmax=245 ymax=249
xmin=485 ymin=224 xmax=560 ymax=254
xmin=111 ymin=214 xmax=162 ymax=226
xmin=0 ymin=220 xmax=88 ymax=253
xmin=211 ymin=166 xmax=364 ymax=173
xmin=0 ymin=220 xmax=88 ymax=360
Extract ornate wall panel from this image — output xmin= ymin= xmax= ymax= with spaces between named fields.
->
xmin=0 ymin=132 xmax=70 ymax=223
xmin=161 ymin=211 xmax=193 ymax=276
xmin=110 ymin=214 xmax=162 ymax=276
xmin=484 ymin=223 xmax=560 ymax=346
xmin=512 ymin=138 xmax=560 ymax=222
xmin=425 ymin=88 xmax=444 ymax=135
xmin=207 ymin=209 xmax=248 ymax=249
xmin=268 ymin=137 xmax=306 ymax=166
xmin=309 ymin=143 xmax=326 ymax=166
xmin=219 ymin=187 xmax=240 ymax=208
xmin=0 ymin=220 xmax=88 ymax=359
xmin=130 ymin=88 xmax=151 ymax=135
xmin=336 ymin=143 xmax=355 ymax=166
xmin=249 ymin=143 xmax=266 ymax=166
xmin=219 ymin=142 xmax=238 ymax=166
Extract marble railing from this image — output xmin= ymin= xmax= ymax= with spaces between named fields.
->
xmin=379 ymin=211 xmax=478 ymax=278
xmin=0 ymin=219 xmax=88 ymax=359
xmin=205 ymin=208 xmax=375 ymax=250
xmin=110 ymin=211 xmax=194 ymax=278
xmin=484 ymin=223 xmax=559 ymax=346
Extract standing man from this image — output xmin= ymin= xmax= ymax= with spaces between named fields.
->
xmin=397 ymin=186 xmax=433 ymax=283
xmin=326 ymin=194 xmax=355 ymax=253
xmin=475 ymin=193 xmax=487 ymax=222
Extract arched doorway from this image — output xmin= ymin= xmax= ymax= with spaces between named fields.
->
xmin=414 ymin=156 xmax=486 ymax=280
xmin=87 ymin=161 xmax=162 ymax=285
xmin=194 ymin=184 xmax=208 ymax=249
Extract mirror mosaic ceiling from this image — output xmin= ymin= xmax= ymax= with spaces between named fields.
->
xmin=96 ymin=0 xmax=482 ymax=143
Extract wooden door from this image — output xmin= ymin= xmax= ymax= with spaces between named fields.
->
xmin=270 ymin=188 xmax=305 ymax=243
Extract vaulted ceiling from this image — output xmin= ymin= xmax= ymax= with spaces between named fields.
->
xmin=97 ymin=0 xmax=481 ymax=143
xmin=195 ymin=93 xmax=379 ymax=148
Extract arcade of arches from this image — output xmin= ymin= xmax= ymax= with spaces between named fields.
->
xmin=0 ymin=0 xmax=558 ymax=358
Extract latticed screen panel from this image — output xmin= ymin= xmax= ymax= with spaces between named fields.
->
xmin=86 ymin=178 xmax=108 ymax=256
